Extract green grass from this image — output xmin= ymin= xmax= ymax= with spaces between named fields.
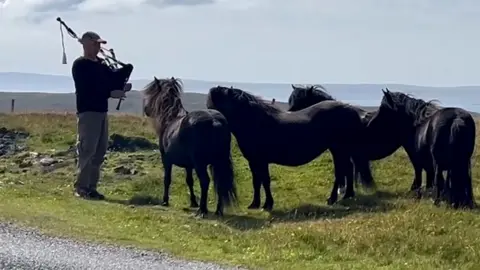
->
xmin=1 ymin=112 xmax=480 ymax=270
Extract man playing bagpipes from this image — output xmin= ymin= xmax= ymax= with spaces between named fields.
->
xmin=70 ymin=31 xmax=133 ymax=200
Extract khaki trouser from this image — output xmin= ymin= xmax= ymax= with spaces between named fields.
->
xmin=74 ymin=112 xmax=108 ymax=190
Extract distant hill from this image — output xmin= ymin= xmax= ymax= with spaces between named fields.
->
xmin=0 ymin=90 xmax=213 ymax=114
xmin=0 ymin=72 xmax=478 ymax=115
xmin=0 ymin=90 xmax=382 ymax=115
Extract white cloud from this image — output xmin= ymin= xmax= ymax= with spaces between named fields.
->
xmin=1 ymin=0 xmax=480 ymax=86
xmin=76 ymin=0 xmax=146 ymax=13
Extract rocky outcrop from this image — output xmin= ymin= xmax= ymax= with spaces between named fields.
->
xmin=0 ymin=127 xmax=29 ymax=157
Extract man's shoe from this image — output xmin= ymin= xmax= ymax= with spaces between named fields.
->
xmin=89 ymin=189 xmax=105 ymax=200
xmin=74 ymin=188 xmax=93 ymax=199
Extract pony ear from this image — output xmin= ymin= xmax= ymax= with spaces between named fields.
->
xmin=291 ymin=84 xmax=302 ymax=91
xmin=154 ymin=76 xmax=159 ymax=83
xmin=382 ymin=89 xmax=395 ymax=108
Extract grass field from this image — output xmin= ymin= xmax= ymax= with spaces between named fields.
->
xmin=1 ymin=113 xmax=480 ymax=270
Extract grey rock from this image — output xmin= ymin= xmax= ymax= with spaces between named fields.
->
xmin=39 ymin=157 xmax=57 ymax=166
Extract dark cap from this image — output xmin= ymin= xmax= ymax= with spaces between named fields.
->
xmin=79 ymin=31 xmax=107 ymax=44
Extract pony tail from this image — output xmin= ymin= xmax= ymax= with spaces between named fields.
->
xmin=211 ymin=154 xmax=238 ymax=208
xmin=447 ymin=118 xmax=476 ymax=209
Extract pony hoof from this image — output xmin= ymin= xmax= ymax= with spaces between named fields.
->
xmin=248 ymin=202 xmax=261 ymax=209
xmin=190 ymin=201 xmax=199 ymax=208
xmin=326 ymin=198 xmax=337 ymax=206
xmin=161 ymin=201 xmax=169 ymax=207
xmin=366 ymin=184 xmax=377 ymax=192
xmin=424 ymin=188 xmax=434 ymax=197
xmin=410 ymin=185 xmax=420 ymax=191
xmin=195 ymin=210 xmax=208 ymax=219
xmin=342 ymin=191 xmax=355 ymax=200
xmin=261 ymin=205 xmax=273 ymax=212
xmin=214 ymin=210 xmax=223 ymax=217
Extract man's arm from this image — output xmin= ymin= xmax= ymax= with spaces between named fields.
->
xmin=72 ymin=59 xmax=110 ymax=99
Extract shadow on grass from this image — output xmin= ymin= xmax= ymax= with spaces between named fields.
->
xmin=104 ymin=190 xmax=405 ymax=231
xmin=269 ymin=190 xmax=401 ymax=223
xmin=106 ymin=194 xmax=273 ymax=231
xmin=105 ymin=194 xmax=164 ymax=207
xmin=219 ymin=190 xmax=404 ymax=231
xmin=180 ymin=207 xmax=271 ymax=231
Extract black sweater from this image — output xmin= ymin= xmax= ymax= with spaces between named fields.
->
xmin=71 ymin=57 xmax=132 ymax=113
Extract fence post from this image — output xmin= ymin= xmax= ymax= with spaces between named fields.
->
xmin=271 ymin=98 xmax=276 ymax=105
xmin=141 ymin=97 xmax=146 ymax=117
xmin=10 ymin=99 xmax=15 ymax=113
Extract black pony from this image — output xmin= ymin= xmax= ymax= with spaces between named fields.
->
xmin=368 ymin=88 xmax=476 ymax=208
xmin=206 ymin=86 xmax=375 ymax=211
xmin=287 ymin=84 xmax=381 ymax=192
xmin=143 ymin=77 xmax=237 ymax=217
xmin=288 ymin=84 xmax=374 ymax=126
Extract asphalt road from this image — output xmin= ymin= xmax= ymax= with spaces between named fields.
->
xmin=0 ymin=222 xmax=246 ymax=270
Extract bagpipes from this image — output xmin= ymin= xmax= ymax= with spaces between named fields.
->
xmin=56 ymin=17 xmax=133 ymax=110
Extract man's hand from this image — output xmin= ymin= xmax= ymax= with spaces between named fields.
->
xmin=123 ymin=83 xmax=132 ymax=92
xmin=110 ymin=90 xmax=126 ymax=99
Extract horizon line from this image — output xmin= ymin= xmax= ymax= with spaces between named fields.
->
xmin=1 ymin=71 xmax=479 ymax=88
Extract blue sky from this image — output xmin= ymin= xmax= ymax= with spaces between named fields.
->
xmin=0 ymin=0 xmax=479 ymax=86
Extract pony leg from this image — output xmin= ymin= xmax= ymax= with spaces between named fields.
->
xmin=337 ymin=165 xmax=348 ymax=196
xmin=444 ymin=170 xmax=452 ymax=203
xmin=353 ymin=162 xmax=360 ymax=188
xmin=425 ymin=169 xmax=435 ymax=190
xmin=327 ymin=178 xmax=340 ymax=206
xmin=339 ymin=164 xmax=361 ymax=196
xmin=247 ymin=161 xmax=263 ymax=209
xmin=194 ymin=165 xmax=211 ymax=218
xmin=260 ymin=165 xmax=274 ymax=211
xmin=410 ymin=166 xmax=423 ymax=192
xmin=351 ymin=155 xmax=376 ymax=190
xmin=327 ymin=151 xmax=348 ymax=205
xmin=342 ymin=158 xmax=355 ymax=200
xmin=161 ymin=162 xmax=173 ymax=207
xmin=433 ymin=164 xmax=444 ymax=206
xmin=424 ymin=166 xmax=435 ymax=197
xmin=185 ymin=168 xmax=199 ymax=208
xmin=337 ymin=181 xmax=346 ymax=196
